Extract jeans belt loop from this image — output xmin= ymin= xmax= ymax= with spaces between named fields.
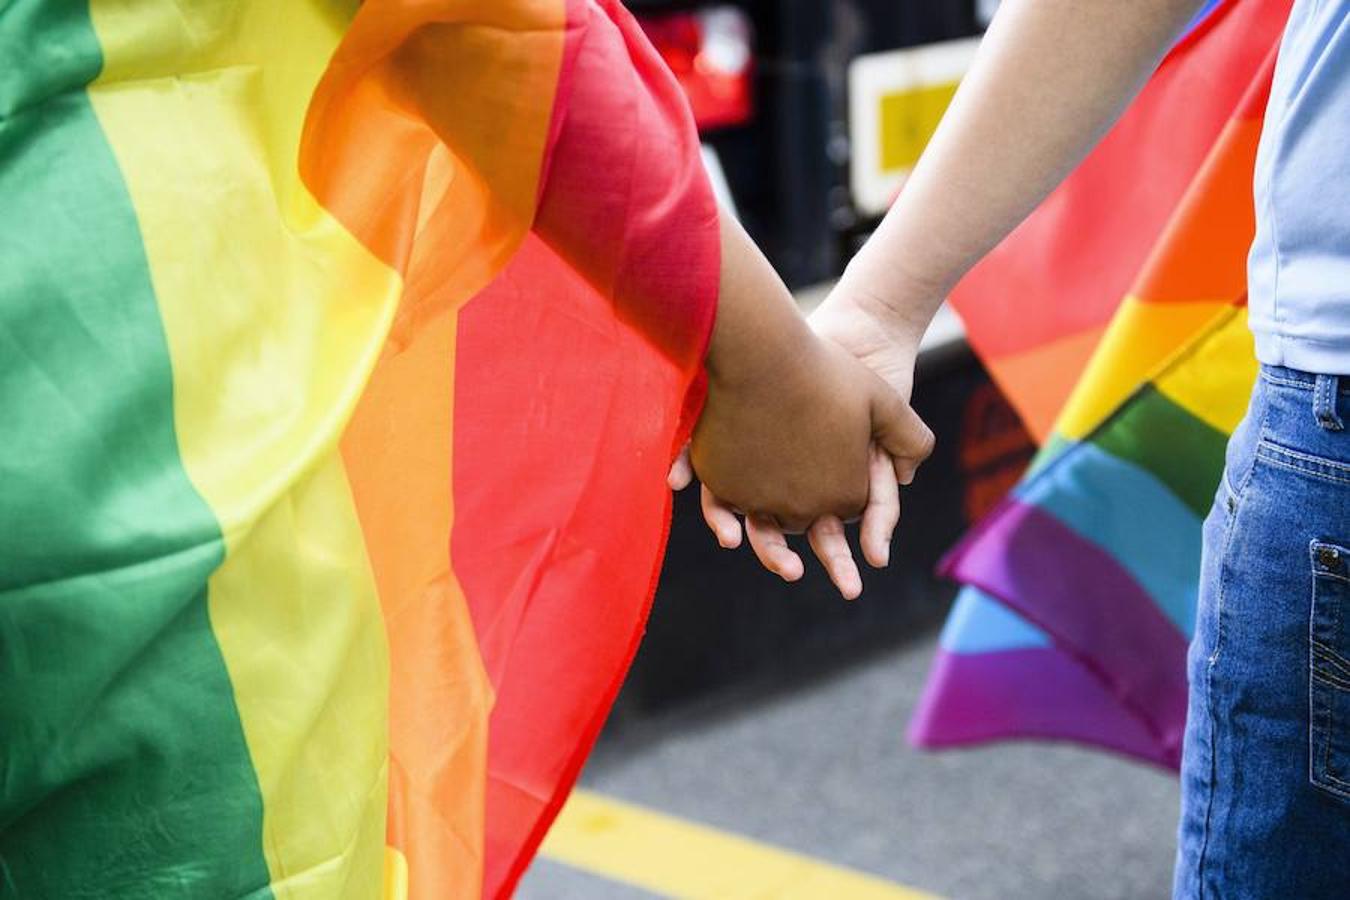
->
xmin=1313 ymin=374 xmax=1344 ymax=431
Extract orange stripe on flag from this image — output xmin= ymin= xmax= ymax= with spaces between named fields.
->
xmin=1131 ymin=117 xmax=1264 ymax=306
xmin=987 ymin=327 xmax=1107 ymax=442
xmin=304 ymin=2 xmax=568 ymax=897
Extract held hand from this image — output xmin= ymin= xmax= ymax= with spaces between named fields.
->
xmin=683 ymin=209 xmax=933 ymax=598
xmin=673 ymin=274 xmax=936 ymax=600
xmin=809 ymin=278 xmax=926 ymax=437
xmin=669 ymin=443 xmax=901 ymax=600
xmin=690 ymin=334 xmax=930 ymax=532
xmin=674 ymin=349 xmax=931 ymax=600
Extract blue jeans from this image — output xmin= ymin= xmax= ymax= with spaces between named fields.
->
xmin=1174 ymin=365 xmax=1350 ymax=898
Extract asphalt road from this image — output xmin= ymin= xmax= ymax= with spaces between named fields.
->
xmin=519 ymin=626 xmax=1180 ymax=900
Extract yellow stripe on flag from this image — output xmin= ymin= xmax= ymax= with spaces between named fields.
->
xmin=541 ymin=790 xmax=942 ymax=900
xmin=1056 ymin=297 xmax=1231 ymax=441
xmin=87 ymin=1 xmax=400 ymax=897
xmin=1154 ymin=308 xmax=1257 ymax=436
xmin=383 ymin=846 xmax=410 ymax=900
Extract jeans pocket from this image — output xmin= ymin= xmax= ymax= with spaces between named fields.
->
xmin=1309 ymin=539 xmax=1350 ymax=803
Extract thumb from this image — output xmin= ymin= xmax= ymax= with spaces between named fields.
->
xmin=667 ymin=445 xmax=694 ymax=491
xmin=869 ymin=385 xmax=935 ymax=486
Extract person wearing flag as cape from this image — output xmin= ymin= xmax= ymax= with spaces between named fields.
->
xmin=0 ymin=0 xmax=940 ymax=896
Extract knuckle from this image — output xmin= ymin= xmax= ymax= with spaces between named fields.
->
xmin=915 ymin=427 xmax=937 ymax=459
xmin=819 ymin=516 xmax=845 ymax=535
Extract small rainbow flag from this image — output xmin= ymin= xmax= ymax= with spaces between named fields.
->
xmin=911 ymin=0 xmax=1289 ymax=767
xmin=0 ymin=1 xmax=717 ymax=897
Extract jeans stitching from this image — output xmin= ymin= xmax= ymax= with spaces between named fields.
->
xmin=1309 ymin=545 xmax=1350 ymax=800
xmin=1259 ymin=370 xmax=1350 ymax=394
xmin=1318 ymin=564 xmax=1337 ymax=791
xmin=1311 ymin=633 xmax=1350 ymax=676
xmin=1255 ymin=452 xmax=1350 ymax=487
xmin=1195 ymin=521 xmax=1237 ymax=896
xmin=1315 ymin=375 xmax=1346 ymax=431
xmin=1311 ymin=642 xmax=1350 ymax=685
xmin=1234 ymin=400 xmax=1272 ymax=502
xmin=1260 ymin=439 xmax=1350 ymax=475
xmin=1313 ymin=667 xmax=1350 ymax=693
xmin=1328 ymin=578 xmax=1344 ymax=788
xmin=1195 ymin=399 xmax=1266 ymax=897
xmin=1261 ymin=372 xmax=1310 ymax=390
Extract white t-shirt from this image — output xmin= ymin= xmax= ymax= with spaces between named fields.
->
xmin=1248 ymin=1 xmax=1350 ymax=374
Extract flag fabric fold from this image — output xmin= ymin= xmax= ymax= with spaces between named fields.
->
xmin=0 ymin=1 xmax=718 ymax=898
xmin=913 ymin=0 xmax=1288 ymax=768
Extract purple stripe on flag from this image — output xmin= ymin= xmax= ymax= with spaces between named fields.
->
xmin=909 ymin=647 xmax=1180 ymax=769
xmin=940 ymin=498 xmax=1190 ymax=752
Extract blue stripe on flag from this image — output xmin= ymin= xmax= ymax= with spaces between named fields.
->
xmin=939 ymin=586 xmax=1051 ymax=653
xmin=1013 ymin=442 xmax=1201 ymax=636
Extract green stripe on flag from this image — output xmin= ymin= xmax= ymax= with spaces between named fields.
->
xmin=0 ymin=3 xmax=273 ymax=897
xmin=1090 ymin=384 xmax=1228 ymax=518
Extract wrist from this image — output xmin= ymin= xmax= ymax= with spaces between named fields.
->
xmin=834 ymin=259 xmax=933 ymax=353
xmin=705 ymin=297 xmax=817 ymax=392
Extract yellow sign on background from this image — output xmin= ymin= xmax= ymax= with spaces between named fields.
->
xmin=848 ymin=38 xmax=979 ymax=215
xmin=879 ymin=81 xmax=961 ymax=173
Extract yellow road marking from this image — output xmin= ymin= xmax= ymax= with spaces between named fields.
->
xmin=540 ymin=789 xmax=942 ymax=899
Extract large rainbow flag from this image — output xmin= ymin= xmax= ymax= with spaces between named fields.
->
xmin=911 ymin=0 xmax=1290 ymax=767
xmin=0 ymin=1 xmax=717 ymax=897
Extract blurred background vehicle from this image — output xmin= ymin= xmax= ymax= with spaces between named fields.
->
xmin=631 ymin=0 xmax=995 ymax=287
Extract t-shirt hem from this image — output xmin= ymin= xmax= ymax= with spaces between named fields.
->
xmin=1253 ymin=330 xmax=1350 ymax=376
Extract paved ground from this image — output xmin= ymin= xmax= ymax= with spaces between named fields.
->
xmin=519 ymin=626 xmax=1180 ymax=899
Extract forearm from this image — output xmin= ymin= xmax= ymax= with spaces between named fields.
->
xmin=844 ymin=0 xmax=1207 ymax=344
xmin=696 ymin=208 xmax=930 ymax=527
xmin=706 ymin=212 xmax=817 ymax=390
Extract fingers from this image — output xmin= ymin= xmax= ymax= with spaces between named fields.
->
xmin=746 ymin=514 xmax=804 ymax=582
xmin=860 ymin=444 xmax=900 ymax=568
xmin=870 ymin=388 xmax=935 ymax=486
xmin=807 ymin=515 xmax=862 ymax=600
xmin=667 ymin=446 xmax=694 ymax=491
xmin=703 ymin=493 xmax=868 ymax=599
xmin=701 ymin=484 xmax=743 ymax=549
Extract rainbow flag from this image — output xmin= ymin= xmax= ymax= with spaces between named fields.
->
xmin=950 ymin=0 xmax=1288 ymax=441
xmin=911 ymin=0 xmax=1288 ymax=767
xmin=0 ymin=1 xmax=717 ymax=898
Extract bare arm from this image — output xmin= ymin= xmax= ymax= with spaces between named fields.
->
xmin=695 ymin=212 xmax=932 ymax=530
xmin=833 ymin=0 xmax=1209 ymax=351
xmin=677 ymin=211 xmax=933 ymax=599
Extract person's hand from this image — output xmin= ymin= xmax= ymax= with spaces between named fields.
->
xmin=690 ymin=329 xmax=932 ymax=534
xmin=678 ymin=211 xmax=934 ymax=598
xmin=809 ymin=272 xmax=928 ymax=419
xmin=669 ymin=441 xmax=903 ymax=599
xmin=674 ymin=271 xmax=937 ymax=600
